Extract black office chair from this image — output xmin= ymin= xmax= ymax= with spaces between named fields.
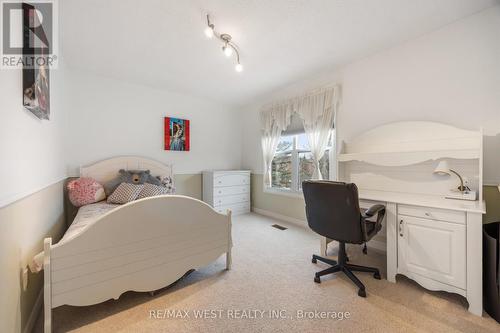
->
xmin=302 ymin=180 xmax=386 ymax=297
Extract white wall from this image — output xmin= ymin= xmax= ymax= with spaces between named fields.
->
xmin=0 ymin=69 xmax=67 ymax=207
xmin=337 ymin=5 xmax=500 ymax=140
xmin=64 ymin=69 xmax=242 ymax=176
xmin=242 ymin=5 xmax=500 ymax=184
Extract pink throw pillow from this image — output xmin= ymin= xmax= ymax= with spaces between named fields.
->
xmin=68 ymin=178 xmax=106 ymax=207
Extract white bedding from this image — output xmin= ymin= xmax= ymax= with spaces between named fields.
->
xmin=30 ymin=201 xmax=119 ymax=273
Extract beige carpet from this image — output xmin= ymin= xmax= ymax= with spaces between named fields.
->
xmin=34 ymin=213 xmax=499 ymax=333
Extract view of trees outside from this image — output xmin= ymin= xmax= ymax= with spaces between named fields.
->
xmin=271 ymin=134 xmax=331 ymax=190
xmin=271 ymin=139 xmax=293 ymax=189
xmin=298 ymin=152 xmax=329 ymax=189
xmin=271 ymin=152 xmax=292 ymax=189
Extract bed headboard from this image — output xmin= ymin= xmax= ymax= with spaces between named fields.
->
xmin=80 ymin=156 xmax=173 ymax=184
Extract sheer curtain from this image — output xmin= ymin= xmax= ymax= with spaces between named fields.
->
xmin=297 ymin=86 xmax=340 ymax=179
xmin=260 ymin=85 xmax=341 ymax=185
xmin=260 ymin=104 xmax=292 ymax=186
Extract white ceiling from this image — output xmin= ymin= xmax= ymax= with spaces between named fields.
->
xmin=60 ymin=0 xmax=498 ymax=106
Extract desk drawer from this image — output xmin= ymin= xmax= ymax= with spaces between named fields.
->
xmin=398 ymin=205 xmax=465 ymax=224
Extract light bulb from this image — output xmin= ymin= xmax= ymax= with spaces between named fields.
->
xmin=235 ymin=63 xmax=243 ymax=72
xmin=204 ymin=27 xmax=214 ymax=39
xmin=223 ymin=45 xmax=233 ymax=57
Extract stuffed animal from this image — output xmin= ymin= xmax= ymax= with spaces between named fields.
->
xmin=104 ymin=169 xmax=162 ymax=196
xmin=156 ymin=175 xmax=175 ymax=194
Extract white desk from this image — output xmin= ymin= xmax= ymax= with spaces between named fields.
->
xmin=358 ymin=189 xmax=485 ymax=213
xmin=321 ymin=189 xmax=485 ymax=316
xmin=333 ymin=121 xmax=487 ymax=316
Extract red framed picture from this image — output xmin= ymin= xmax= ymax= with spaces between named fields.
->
xmin=164 ymin=117 xmax=190 ymax=151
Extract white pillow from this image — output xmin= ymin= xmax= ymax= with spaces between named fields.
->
xmin=107 ymin=183 xmax=144 ymax=204
xmin=137 ymin=183 xmax=171 ymax=199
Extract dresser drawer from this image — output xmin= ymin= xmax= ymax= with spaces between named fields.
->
xmin=398 ymin=204 xmax=465 ymax=224
xmin=214 ymin=202 xmax=250 ymax=215
xmin=214 ymin=173 xmax=250 ymax=187
xmin=213 ymin=185 xmax=249 ymax=197
xmin=213 ymin=193 xmax=249 ymax=207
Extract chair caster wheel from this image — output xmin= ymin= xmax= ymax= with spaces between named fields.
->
xmin=312 ymin=258 xmax=317 ymax=264
xmin=373 ymin=272 xmax=381 ymax=280
xmin=358 ymin=289 xmax=366 ymax=297
xmin=314 ymin=276 xmax=321 ymax=283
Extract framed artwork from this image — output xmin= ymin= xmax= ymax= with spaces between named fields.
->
xmin=164 ymin=117 xmax=190 ymax=151
xmin=23 ymin=64 xmax=50 ymax=120
xmin=22 ymin=3 xmax=50 ymax=120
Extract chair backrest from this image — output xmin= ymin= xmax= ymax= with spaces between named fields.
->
xmin=302 ymin=180 xmax=364 ymax=244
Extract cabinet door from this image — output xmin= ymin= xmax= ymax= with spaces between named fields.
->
xmin=398 ymin=216 xmax=466 ymax=289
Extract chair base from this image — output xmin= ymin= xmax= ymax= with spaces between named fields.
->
xmin=312 ymin=243 xmax=381 ymax=297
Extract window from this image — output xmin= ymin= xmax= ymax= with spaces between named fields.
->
xmin=269 ymin=131 xmax=335 ymax=194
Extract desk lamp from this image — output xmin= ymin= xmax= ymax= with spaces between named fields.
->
xmin=433 ymin=160 xmax=476 ymax=201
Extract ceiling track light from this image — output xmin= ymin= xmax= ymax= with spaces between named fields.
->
xmin=205 ymin=14 xmax=243 ymax=73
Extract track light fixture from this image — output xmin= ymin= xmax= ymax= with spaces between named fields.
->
xmin=204 ymin=14 xmax=243 ymax=73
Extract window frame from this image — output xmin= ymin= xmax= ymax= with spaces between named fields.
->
xmin=264 ymin=130 xmax=336 ymax=198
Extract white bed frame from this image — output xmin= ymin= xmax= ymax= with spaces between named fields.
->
xmin=43 ymin=156 xmax=232 ymax=333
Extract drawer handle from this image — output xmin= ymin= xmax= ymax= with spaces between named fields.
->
xmin=399 ymin=220 xmax=404 ymax=237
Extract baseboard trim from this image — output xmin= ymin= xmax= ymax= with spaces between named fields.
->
xmin=252 ymin=207 xmax=307 ymax=228
xmin=252 ymin=207 xmax=387 ymax=253
xmin=23 ymin=289 xmax=43 ymax=333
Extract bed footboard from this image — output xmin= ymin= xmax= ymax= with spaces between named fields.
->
xmin=44 ymin=238 xmax=52 ymax=333
xmin=43 ymin=195 xmax=232 ymax=333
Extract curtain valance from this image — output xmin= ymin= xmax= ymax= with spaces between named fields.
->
xmin=260 ymin=85 xmax=341 ymax=184
xmin=259 ymin=85 xmax=341 ymax=132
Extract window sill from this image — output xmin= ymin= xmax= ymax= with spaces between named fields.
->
xmin=263 ymin=187 xmax=304 ymax=199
